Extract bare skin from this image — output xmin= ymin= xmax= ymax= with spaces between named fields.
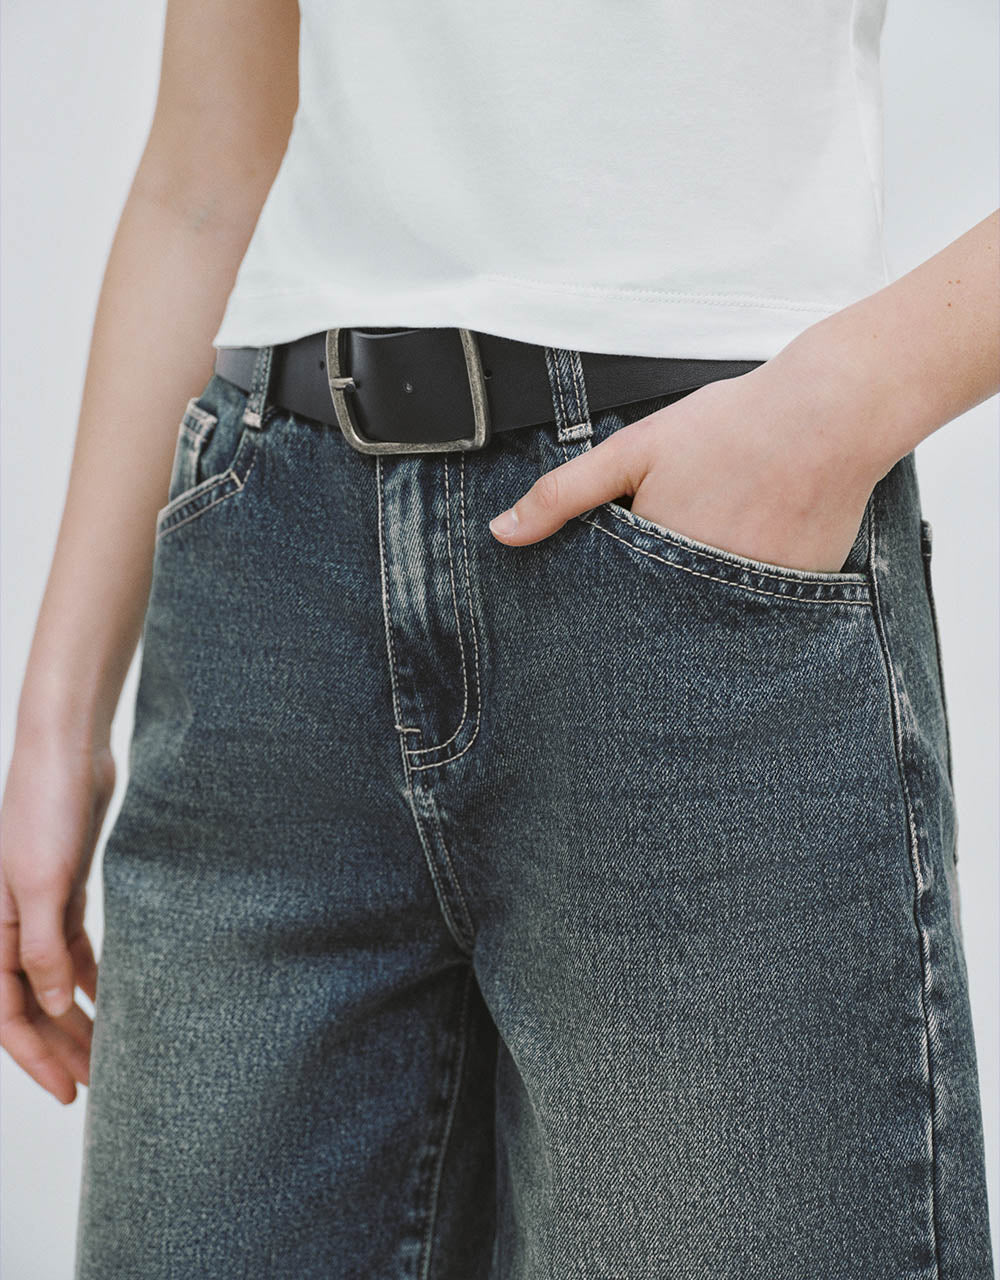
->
xmin=489 ymin=211 xmax=1000 ymax=563
xmin=0 ymin=0 xmax=299 ymax=1105
xmin=1 ymin=0 xmax=997 ymax=1108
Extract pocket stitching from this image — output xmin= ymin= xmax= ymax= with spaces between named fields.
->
xmin=601 ymin=500 xmax=869 ymax=588
xmin=169 ymin=402 xmax=217 ymax=498
xmin=155 ymin=428 xmax=259 ymax=542
xmin=581 ymin=510 xmax=872 ymax=607
xmin=183 ymin=401 xmax=217 ymax=433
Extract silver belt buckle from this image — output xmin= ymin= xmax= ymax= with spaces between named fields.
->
xmin=325 ymin=327 xmax=491 ymax=454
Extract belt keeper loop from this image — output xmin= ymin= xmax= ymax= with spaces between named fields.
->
xmin=241 ymin=344 xmax=275 ymax=430
xmin=544 ymin=347 xmax=593 ymax=447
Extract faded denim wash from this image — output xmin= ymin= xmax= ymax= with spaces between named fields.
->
xmin=75 ymin=342 xmax=994 ymax=1279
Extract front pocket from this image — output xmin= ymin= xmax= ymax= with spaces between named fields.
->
xmin=581 ymin=496 xmax=873 ymax=608
xmin=155 ymin=398 xmax=260 ymax=542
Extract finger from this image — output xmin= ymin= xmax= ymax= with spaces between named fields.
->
xmin=2 ymin=904 xmax=90 ymax=1093
xmin=488 ymin=425 xmax=649 ymax=545
xmin=18 ymin=878 xmax=76 ymax=1019
xmin=0 ymin=973 xmax=77 ymax=1104
xmin=0 ymin=907 xmax=24 ymax=1012
xmin=63 ymin=890 xmax=99 ymax=1005
xmin=39 ymin=989 xmax=94 ymax=1058
xmin=5 ymin=958 xmax=93 ymax=1084
xmin=37 ymin=1014 xmax=91 ymax=1088
xmin=69 ymin=927 xmax=100 ymax=1004
xmin=20 ymin=976 xmax=92 ymax=1083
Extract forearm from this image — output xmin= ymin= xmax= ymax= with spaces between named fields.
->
xmin=16 ymin=156 xmax=270 ymax=747
xmin=771 ymin=208 xmax=1000 ymax=480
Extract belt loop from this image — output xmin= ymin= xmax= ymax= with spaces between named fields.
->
xmin=241 ymin=344 xmax=275 ymax=430
xmin=542 ymin=347 xmax=593 ymax=463
xmin=544 ymin=347 xmax=593 ymax=446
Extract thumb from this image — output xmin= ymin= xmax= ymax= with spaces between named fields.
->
xmin=489 ymin=426 xmax=647 ymax=545
xmin=18 ymin=879 xmax=76 ymax=1018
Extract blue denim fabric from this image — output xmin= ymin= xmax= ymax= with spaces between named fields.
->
xmin=74 ymin=345 xmax=994 ymax=1279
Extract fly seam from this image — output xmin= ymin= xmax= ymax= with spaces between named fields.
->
xmin=408 ymin=488 xmax=483 ymax=769
xmin=406 ymin=455 xmax=472 ymax=757
xmin=456 ymin=452 xmax=483 ymax=737
xmin=377 ymin=456 xmax=420 ymax=740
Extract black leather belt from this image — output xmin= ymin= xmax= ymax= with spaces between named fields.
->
xmin=213 ymin=326 xmax=763 ymax=455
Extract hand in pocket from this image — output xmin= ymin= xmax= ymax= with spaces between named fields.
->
xmin=488 ymin=355 xmax=886 ymax=577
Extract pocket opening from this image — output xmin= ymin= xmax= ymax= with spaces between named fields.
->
xmin=593 ymin=497 xmax=872 ymax=603
xmin=155 ymin=399 xmax=259 ymax=542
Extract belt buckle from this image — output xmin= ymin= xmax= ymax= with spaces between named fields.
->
xmin=325 ymin=327 xmax=491 ymax=454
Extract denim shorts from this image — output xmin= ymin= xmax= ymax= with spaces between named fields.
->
xmin=74 ymin=345 xmax=994 ymax=1279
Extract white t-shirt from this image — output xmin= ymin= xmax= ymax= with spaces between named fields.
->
xmin=212 ymin=0 xmax=890 ymax=360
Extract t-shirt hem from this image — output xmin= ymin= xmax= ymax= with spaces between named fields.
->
xmin=211 ymin=278 xmax=861 ymax=361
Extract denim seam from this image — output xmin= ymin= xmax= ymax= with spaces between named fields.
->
xmin=408 ymin=456 xmax=483 ymax=769
xmin=405 ymin=781 xmax=476 ymax=953
xmin=183 ymin=400 xmax=217 ymax=434
xmin=404 ymin=456 xmax=469 ymax=755
xmin=424 ymin=788 xmax=476 ymax=948
xmin=457 ymin=453 xmax=484 ymax=743
xmin=598 ymin=501 xmax=870 ymax=590
xmin=569 ymin=349 xmax=592 ymax=428
xmin=918 ymin=520 xmax=956 ymax=804
xmin=241 ymin=343 xmax=274 ymax=430
xmin=417 ymin=967 xmax=474 ymax=1280
xmin=543 ymin=347 xmax=593 ymax=472
xmin=545 ymin=349 xmax=575 ymax=457
xmin=175 ymin=409 xmax=213 ymax=504
xmin=155 ymin=442 xmax=260 ymax=543
xmin=406 ymin=455 xmax=481 ymax=760
xmin=867 ymin=491 xmax=941 ymax=1279
xmin=376 ymin=455 xmax=423 ymax=740
xmin=162 ymin=403 xmax=216 ymax=522
xmin=580 ymin=514 xmax=873 ymax=607
xmin=377 ymin=457 xmax=474 ymax=951
xmin=177 ymin=421 xmax=206 ymax=449
xmin=544 ymin=347 xmax=570 ymax=436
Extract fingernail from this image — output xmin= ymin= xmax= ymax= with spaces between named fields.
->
xmin=489 ymin=508 xmax=519 ymax=537
xmin=42 ymin=988 xmax=71 ymax=1017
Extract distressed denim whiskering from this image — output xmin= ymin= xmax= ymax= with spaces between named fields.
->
xmin=75 ymin=344 xmax=994 ymax=1279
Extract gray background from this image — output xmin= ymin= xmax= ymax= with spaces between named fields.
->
xmin=2 ymin=1 xmax=997 ymax=1275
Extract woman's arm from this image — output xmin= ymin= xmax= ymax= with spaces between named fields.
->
xmin=488 ymin=209 xmax=1000 ymax=574
xmin=0 ymin=0 xmax=299 ymax=1103
xmin=770 ymin=208 xmax=1000 ymax=478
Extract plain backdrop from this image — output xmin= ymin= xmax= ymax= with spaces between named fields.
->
xmin=2 ymin=1 xmax=998 ymax=1276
